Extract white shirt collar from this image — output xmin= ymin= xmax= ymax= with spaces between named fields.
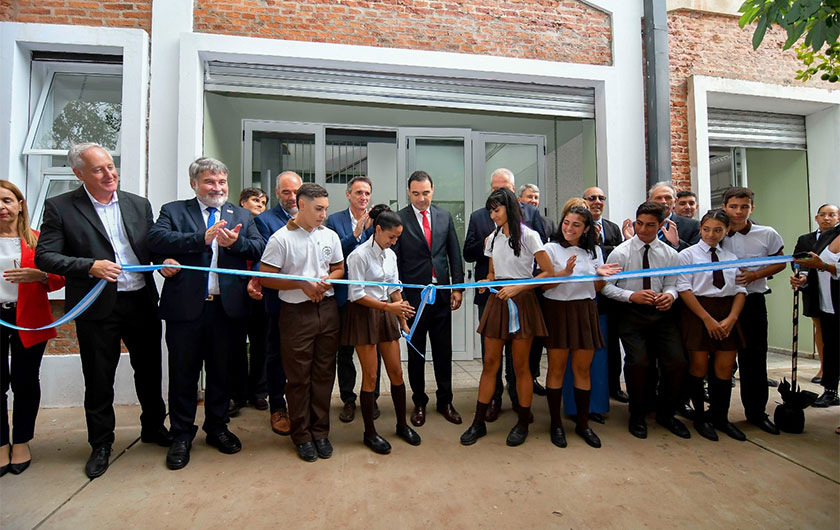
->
xmin=197 ymin=198 xmax=220 ymax=212
xmin=697 ymin=239 xmax=713 ymax=253
xmin=84 ymin=185 xmax=117 ymax=207
xmin=411 ymin=204 xmax=429 ymax=217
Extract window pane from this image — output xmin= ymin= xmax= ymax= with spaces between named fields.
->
xmin=31 ymin=73 xmax=122 ymax=152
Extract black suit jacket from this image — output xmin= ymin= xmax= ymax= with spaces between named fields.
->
xmin=599 ymin=218 xmax=623 ymax=259
xmin=393 ymin=204 xmax=464 ymax=289
xmin=35 ymin=186 xmax=159 ymax=320
xmin=463 ymin=202 xmax=546 ymax=305
xmin=799 ymin=226 xmax=840 ymax=317
xmin=670 ymin=214 xmax=700 ymax=251
xmin=147 ymin=198 xmax=265 ymax=322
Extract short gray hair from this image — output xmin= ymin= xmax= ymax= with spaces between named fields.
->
xmin=189 ymin=157 xmax=228 ymax=181
xmin=518 ymin=183 xmax=539 ymax=197
xmin=68 ymin=143 xmax=109 ymax=170
xmin=346 ymin=175 xmax=372 ymax=193
xmin=490 ymin=168 xmax=515 ymax=186
xmin=275 ymin=171 xmax=302 ymax=189
xmin=648 ymin=181 xmax=676 ymax=198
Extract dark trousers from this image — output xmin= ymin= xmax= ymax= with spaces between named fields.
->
xmin=336 ymin=303 xmax=381 ymax=404
xmin=264 ymin=310 xmax=288 ymax=412
xmin=818 ymin=310 xmax=839 ymax=391
xmin=166 ymin=299 xmax=240 ymax=442
xmin=599 ymin=297 xmax=623 ymax=394
xmin=231 ymin=298 xmax=268 ymax=403
xmin=279 ymin=298 xmax=339 ymax=445
xmin=75 ymin=289 xmax=166 ymax=448
xmin=405 ymin=290 xmax=453 ymax=407
xmin=737 ymin=293 xmax=770 ymax=419
xmin=1 ymin=306 xmax=47 ymax=446
xmin=616 ymin=304 xmax=686 ymax=419
xmin=477 ymin=302 xmax=515 ymax=404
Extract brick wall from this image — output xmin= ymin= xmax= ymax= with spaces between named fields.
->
xmin=194 ymin=0 xmax=612 ymax=66
xmin=667 ymin=9 xmax=836 ymax=189
xmin=0 ymin=0 xmax=153 ymax=32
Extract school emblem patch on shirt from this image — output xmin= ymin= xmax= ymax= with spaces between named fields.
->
xmin=322 ymin=246 xmax=332 ymax=260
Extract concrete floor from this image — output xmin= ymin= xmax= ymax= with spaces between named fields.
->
xmin=1 ymin=353 xmax=838 ymax=530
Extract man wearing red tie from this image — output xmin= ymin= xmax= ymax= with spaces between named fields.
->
xmin=393 ymin=171 xmax=465 ymax=427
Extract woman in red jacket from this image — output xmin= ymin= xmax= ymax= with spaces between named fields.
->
xmin=0 ymin=180 xmax=64 ymax=476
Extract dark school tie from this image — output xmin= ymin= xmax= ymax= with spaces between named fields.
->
xmin=642 ymin=244 xmax=651 ymax=290
xmin=710 ymin=247 xmax=725 ymax=289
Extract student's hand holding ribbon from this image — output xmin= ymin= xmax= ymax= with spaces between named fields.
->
xmin=160 ymin=258 xmax=180 ymax=278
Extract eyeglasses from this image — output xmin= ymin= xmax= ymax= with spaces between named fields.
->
xmin=817 ymin=212 xmax=838 ymax=218
xmin=584 ymin=195 xmax=606 ymax=202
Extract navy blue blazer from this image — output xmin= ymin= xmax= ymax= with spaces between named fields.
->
xmin=253 ymin=205 xmax=294 ymax=314
xmin=463 ymin=202 xmax=546 ymax=306
xmin=326 ymin=208 xmax=373 ymax=306
xmin=148 ymin=198 xmax=265 ymax=321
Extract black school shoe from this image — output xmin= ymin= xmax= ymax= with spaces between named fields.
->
xmin=396 ymin=425 xmax=421 ymax=446
xmin=459 ymin=424 xmax=487 ymax=446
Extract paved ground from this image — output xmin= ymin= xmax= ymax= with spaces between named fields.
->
xmin=1 ymin=353 xmax=838 ymax=529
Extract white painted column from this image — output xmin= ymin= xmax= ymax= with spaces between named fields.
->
xmin=805 ymin=105 xmax=840 ymax=211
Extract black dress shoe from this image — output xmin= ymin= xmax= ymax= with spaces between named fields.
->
xmin=589 ymin=412 xmax=606 ymax=424
xmin=813 ymin=390 xmax=840 ymax=407
xmin=460 ymin=423 xmax=487 ymax=446
xmin=339 ymin=401 xmax=356 ymax=423
xmin=297 ymin=441 xmax=317 ymax=462
xmin=228 ymin=399 xmax=244 ymax=417
xmin=396 ymin=424 xmax=421 ymax=446
xmin=610 ymin=390 xmax=630 ymax=403
xmin=373 ymin=402 xmax=381 ymax=420
xmin=628 ymin=416 xmax=647 ymax=439
xmin=693 ymin=421 xmax=719 ymax=441
xmin=506 ymin=424 xmax=528 ymax=446
xmin=550 ymin=426 xmax=567 ymax=448
xmin=252 ymin=397 xmax=269 ymax=411
xmin=364 ymin=434 xmax=391 ymax=455
xmin=575 ymin=426 xmax=601 ymax=448
xmin=810 ymin=376 xmax=823 ymax=384
xmin=314 ymin=438 xmax=333 ymax=459
xmin=714 ymin=420 xmax=747 ymax=441
xmin=0 ymin=463 xmax=8 ymax=477
xmin=410 ymin=405 xmax=426 ymax=427
xmin=656 ymin=416 xmax=691 ymax=439
xmin=747 ymin=415 xmax=780 ymax=435
xmin=9 ymin=459 xmax=31 ymax=475
xmin=677 ymin=402 xmax=696 ymax=421
xmin=767 ymin=378 xmax=779 ymax=388
xmin=206 ymin=430 xmax=242 ymax=454
xmin=166 ymin=440 xmax=191 ymax=470
xmin=437 ymin=403 xmax=463 ymax=424
xmin=141 ymin=425 xmax=174 ymax=447
xmin=485 ymin=398 xmax=501 ymax=422
xmin=532 ymin=379 xmax=547 ymax=396
xmin=703 ymin=387 xmax=711 ymax=403
xmin=85 ymin=445 xmax=111 ymax=479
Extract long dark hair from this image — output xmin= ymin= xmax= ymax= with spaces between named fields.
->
xmin=486 ymin=188 xmax=523 ymax=257
xmin=700 ymin=208 xmax=730 ymax=227
xmin=552 ymin=205 xmax=597 ymax=259
xmin=369 ymin=204 xmax=402 ymax=241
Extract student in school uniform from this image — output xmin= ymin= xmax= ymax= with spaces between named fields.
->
xmin=677 ymin=209 xmax=748 ymax=441
xmin=258 ymin=183 xmax=345 ymax=463
xmin=601 ymin=202 xmax=691 ymax=441
xmin=341 ymin=204 xmax=422 ymax=454
xmin=460 ymin=188 xmax=554 ymax=447
xmin=541 ymin=205 xmax=620 ymax=449
xmin=721 ymin=187 xmax=786 ymax=435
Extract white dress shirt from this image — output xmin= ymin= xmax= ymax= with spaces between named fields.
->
xmin=676 ymin=240 xmax=747 ymax=298
xmin=543 ymin=243 xmax=603 ymax=301
xmin=346 ymin=239 xmax=401 ymax=302
xmin=722 ymin=221 xmax=784 ymax=295
xmin=0 ymin=237 xmax=21 ymax=303
xmin=198 ymin=200 xmax=221 ymax=296
xmin=601 ymin=236 xmax=679 ymax=303
xmin=411 ymin=204 xmax=436 ymax=282
xmin=817 ymin=246 xmax=839 ymax=314
xmin=84 ymin=186 xmax=145 ymax=292
xmin=484 ymin=225 xmax=544 ymax=279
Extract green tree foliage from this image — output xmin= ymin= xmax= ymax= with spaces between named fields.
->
xmin=739 ymin=0 xmax=840 ymax=82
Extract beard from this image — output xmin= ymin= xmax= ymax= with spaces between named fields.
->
xmin=284 ymin=201 xmax=299 ymax=214
xmin=198 ymin=191 xmax=228 ymax=208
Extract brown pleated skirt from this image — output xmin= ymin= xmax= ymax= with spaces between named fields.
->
xmin=477 ymin=290 xmax=548 ymax=340
xmin=341 ymin=301 xmax=401 ymax=346
xmin=543 ymin=298 xmax=605 ymax=350
xmin=680 ymin=295 xmax=745 ymax=352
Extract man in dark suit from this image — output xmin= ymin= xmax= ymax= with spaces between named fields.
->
xmin=326 ymin=176 xmax=382 ymax=423
xmin=393 ymin=170 xmax=465 ymax=426
xmin=148 ymin=157 xmax=265 ymax=470
xmin=250 ymin=170 xmax=301 ymax=437
xmin=583 ymin=186 xmax=629 ymax=404
xmin=645 ymin=182 xmax=700 ymax=251
xmin=793 ymin=203 xmax=840 ymax=384
xmin=35 ymin=143 xmax=170 ymax=479
xmin=464 ymin=169 xmax=546 ymax=421
xmin=518 ymin=183 xmax=556 ymax=238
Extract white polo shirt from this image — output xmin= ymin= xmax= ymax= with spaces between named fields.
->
xmin=543 ymin=243 xmax=604 ymax=301
xmin=676 ymin=240 xmax=747 ymax=298
xmin=721 ymin=221 xmax=784 ymax=295
xmin=260 ymin=220 xmax=343 ymax=304
xmin=484 ymin=224 xmax=545 ymax=279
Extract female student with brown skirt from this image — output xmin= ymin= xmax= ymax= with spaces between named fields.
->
xmin=677 ymin=209 xmax=747 ymax=442
xmin=542 ymin=206 xmax=620 ymax=448
xmin=342 ymin=205 xmax=421 ymax=454
xmin=461 ymin=188 xmax=554 ymax=447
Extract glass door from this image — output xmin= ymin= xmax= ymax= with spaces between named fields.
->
xmin=397 ymin=128 xmax=473 ymax=360
xmin=472 ymin=133 xmax=546 ymax=214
